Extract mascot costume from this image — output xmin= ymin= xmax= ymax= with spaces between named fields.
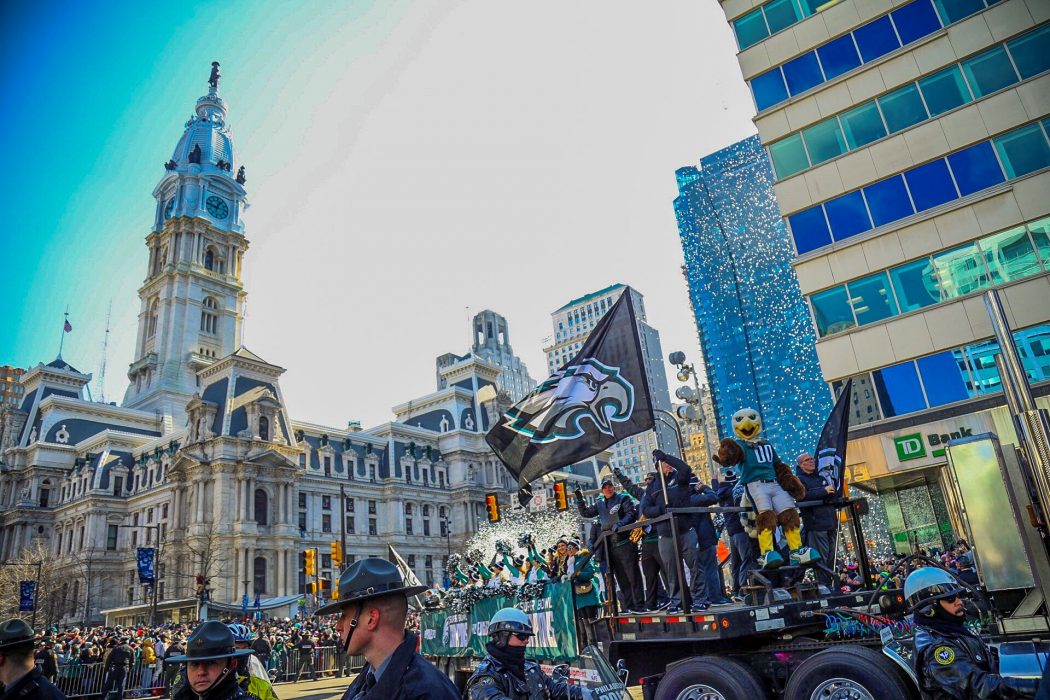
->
xmin=713 ymin=408 xmax=821 ymax=569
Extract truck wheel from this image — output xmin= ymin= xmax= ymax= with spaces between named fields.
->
xmin=784 ymin=645 xmax=919 ymax=700
xmin=655 ymin=657 xmax=766 ymax=700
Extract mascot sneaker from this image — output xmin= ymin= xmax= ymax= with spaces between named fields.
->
xmin=759 ymin=551 xmax=785 ymax=569
xmin=789 ymin=547 xmax=821 ymax=566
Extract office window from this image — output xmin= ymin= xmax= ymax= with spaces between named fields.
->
xmin=961 ymin=339 xmax=1003 ymax=394
xmin=904 ymin=159 xmax=957 ymax=212
xmin=863 ymin=175 xmax=914 ymax=227
xmin=980 ymin=226 xmax=1041 ymax=283
xmin=752 ymin=68 xmax=789 ymax=111
xmin=765 ymin=0 xmax=803 ymax=33
xmin=873 ymin=362 xmax=927 ymax=417
xmin=298 ymin=493 xmax=307 ymax=508
xmin=802 ymin=119 xmax=847 ymax=165
xmin=811 ymin=286 xmax=856 ymax=336
xmin=368 ymin=500 xmax=377 ymax=515
xmin=789 ymin=206 xmax=833 ymax=254
xmin=783 ymin=52 xmax=824 ymax=96
xmin=946 ymin=141 xmax=1004 ymax=196
xmin=840 ymin=102 xmax=887 ymax=150
xmin=917 ymin=351 xmax=973 ymax=406
xmin=931 ymin=242 xmax=988 ymax=299
xmin=993 ymin=124 xmax=1050 ymax=179
xmin=961 ymin=46 xmax=1019 ymax=97
xmin=769 ymin=134 xmax=810 ymax=179
xmin=1007 ymin=25 xmax=1050 ymax=79
xmin=889 ymin=0 xmax=941 ymax=45
xmin=369 ymin=519 xmax=377 ymax=536
xmin=107 ymin=525 xmax=118 ymax=551
xmin=406 ymin=518 xmax=413 ymax=535
xmin=1016 ymin=325 xmax=1050 ymax=383
xmin=932 ymin=0 xmax=984 ymax=24
xmin=734 ymin=8 xmax=769 ymax=49
xmin=825 ymin=191 xmax=872 ymax=241
xmin=322 ymin=496 xmax=331 ymax=510
xmin=322 ymin=514 xmax=331 ymax=533
xmin=879 ymin=83 xmax=928 ymax=133
xmin=853 ymin=16 xmax=900 ymax=62
xmin=889 ymin=259 xmax=940 ymax=312
xmin=1028 ymin=217 xmax=1050 ymax=263
xmin=918 ymin=65 xmax=971 ymax=117
xmin=817 ymin=34 xmax=861 ymax=80
xmin=298 ymin=512 xmax=307 ymax=531
xmin=847 ymin=272 xmax=898 ymax=325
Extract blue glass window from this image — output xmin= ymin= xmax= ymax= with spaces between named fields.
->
xmin=817 ymin=34 xmax=862 ymax=80
xmin=810 ymin=286 xmax=856 ymax=336
xmin=783 ymin=52 xmax=824 ymax=96
xmin=932 ymin=0 xmax=985 ymax=24
xmin=979 ymin=226 xmax=1041 ymax=284
xmin=752 ymin=69 xmax=789 ymax=111
xmin=960 ymin=340 xmax=1002 ymax=395
xmin=904 ymin=159 xmax=957 ymax=212
xmin=825 ymin=191 xmax=872 ymax=241
xmin=946 ymin=141 xmax=1004 ymax=196
xmin=961 ymin=46 xmax=1019 ymax=97
xmin=1007 ymin=25 xmax=1050 ymax=80
xmin=841 ymin=101 xmax=887 ymax=149
xmin=863 ymin=175 xmax=914 ymax=227
xmin=802 ymin=119 xmax=847 ymax=164
xmin=769 ymin=134 xmax=810 ymax=179
xmin=890 ymin=258 xmax=940 ymax=311
xmin=789 ymin=206 xmax=833 ymax=254
xmin=853 ymin=16 xmax=901 ymax=63
xmin=874 ymin=362 xmax=927 ymax=417
xmin=932 ymin=242 xmax=988 ymax=299
xmin=890 ymin=0 xmax=942 ymax=46
xmin=918 ymin=65 xmax=971 ymax=116
xmin=735 ymin=9 xmax=770 ymax=50
xmin=878 ymin=83 xmax=928 ymax=133
xmin=994 ymin=123 xmax=1050 ymax=179
xmin=764 ymin=0 xmax=802 ymax=33
xmin=917 ymin=352 xmax=971 ymax=406
xmin=1029 ymin=217 xmax=1050 ymax=265
xmin=1015 ymin=325 xmax=1050 ymax=383
xmin=847 ymin=272 xmax=898 ymax=325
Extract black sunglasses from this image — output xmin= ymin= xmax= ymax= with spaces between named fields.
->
xmin=512 ymin=633 xmax=531 ymax=642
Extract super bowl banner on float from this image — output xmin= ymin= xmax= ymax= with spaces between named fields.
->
xmin=486 ymin=289 xmax=655 ymax=502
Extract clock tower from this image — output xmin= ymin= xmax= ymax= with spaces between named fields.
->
xmin=123 ymin=63 xmax=250 ymax=430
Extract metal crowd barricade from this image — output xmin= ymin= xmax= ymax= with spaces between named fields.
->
xmin=55 ymin=659 xmax=161 ymax=698
xmin=268 ymin=646 xmax=365 ymax=684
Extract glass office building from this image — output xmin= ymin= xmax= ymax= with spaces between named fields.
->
xmin=674 ymin=135 xmax=832 ymax=462
xmin=716 ymin=0 xmax=1050 ymax=552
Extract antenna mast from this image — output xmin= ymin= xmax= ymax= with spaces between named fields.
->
xmin=97 ymin=301 xmax=112 ymax=403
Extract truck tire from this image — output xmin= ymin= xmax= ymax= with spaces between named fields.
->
xmin=655 ymin=656 xmax=767 ymax=700
xmin=784 ymin=645 xmax=919 ymax=700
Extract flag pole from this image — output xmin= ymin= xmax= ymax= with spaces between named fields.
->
xmin=58 ymin=307 xmax=70 ymax=359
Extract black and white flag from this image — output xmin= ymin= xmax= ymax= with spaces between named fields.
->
xmin=815 ymin=377 xmax=852 ymax=497
xmin=486 ymin=289 xmax=655 ymax=499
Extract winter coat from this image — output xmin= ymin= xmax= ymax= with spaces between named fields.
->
xmin=575 ymin=491 xmax=637 ymax=546
xmin=914 ymin=621 xmax=1038 ymax=699
xmin=796 ymin=469 xmax=837 ymax=532
xmin=466 ymin=655 xmax=582 ymax=700
xmin=0 ymin=667 xmax=67 ymax=700
xmin=338 ymin=631 xmax=458 ymax=700
xmin=641 ymin=454 xmax=693 ymax=537
xmin=714 ymin=477 xmax=744 ymax=536
xmin=690 ymin=485 xmax=720 ymax=549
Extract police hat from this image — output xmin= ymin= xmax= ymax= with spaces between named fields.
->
xmin=164 ymin=621 xmax=255 ymax=663
xmin=0 ymin=618 xmax=35 ymax=651
xmin=316 ymin=558 xmax=426 ymax=616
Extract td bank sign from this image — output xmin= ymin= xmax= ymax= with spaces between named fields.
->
xmin=883 ymin=414 xmax=995 ymax=470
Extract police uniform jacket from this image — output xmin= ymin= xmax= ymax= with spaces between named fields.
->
xmin=465 ymin=656 xmax=582 ymax=700
xmin=0 ymin=667 xmax=67 ymax=700
xmin=340 ymin=631 xmax=458 ymax=700
xmin=914 ymin=622 xmax=1038 ymax=699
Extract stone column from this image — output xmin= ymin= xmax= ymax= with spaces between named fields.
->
xmin=247 ymin=478 xmax=255 ymax=522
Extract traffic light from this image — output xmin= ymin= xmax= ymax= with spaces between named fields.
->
xmin=484 ymin=493 xmax=501 ymax=523
xmin=304 ymin=548 xmax=316 ymax=576
xmin=552 ymin=481 xmax=568 ymax=511
xmin=331 ymin=541 xmax=343 ymax=568
xmin=308 ymin=581 xmax=317 ymax=595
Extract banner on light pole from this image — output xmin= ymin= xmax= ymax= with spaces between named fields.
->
xmin=18 ymin=581 xmax=36 ymax=612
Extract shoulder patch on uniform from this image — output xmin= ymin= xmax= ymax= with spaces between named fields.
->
xmin=480 ymin=676 xmax=494 ymax=685
xmin=934 ymin=646 xmax=955 ymax=665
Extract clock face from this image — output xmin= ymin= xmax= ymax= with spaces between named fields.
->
xmin=205 ymin=195 xmax=229 ymax=220
xmin=164 ymin=199 xmax=175 ymax=219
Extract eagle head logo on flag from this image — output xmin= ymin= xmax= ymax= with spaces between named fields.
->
xmin=503 ymin=358 xmax=634 ymax=443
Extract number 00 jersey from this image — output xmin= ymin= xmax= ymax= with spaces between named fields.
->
xmin=734 ymin=439 xmax=778 ymax=484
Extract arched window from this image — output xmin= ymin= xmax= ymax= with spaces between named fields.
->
xmin=254 ymin=489 xmax=268 ymax=526
xmin=259 ymin=416 xmax=269 ymax=442
xmin=200 ymin=297 xmax=218 ymax=334
xmin=253 ymin=556 xmax=267 ymax=595
xmin=147 ymin=299 xmax=159 ymax=338
xmin=204 ymin=248 xmax=215 ymax=271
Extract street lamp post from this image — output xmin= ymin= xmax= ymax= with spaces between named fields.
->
xmin=442 ymin=518 xmax=451 ymax=559
xmin=242 ymin=579 xmax=250 ymax=619
xmin=669 ymin=351 xmax=716 ymax=472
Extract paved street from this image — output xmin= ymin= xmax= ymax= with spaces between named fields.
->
xmin=275 ymin=676 xmax=355 ymax=700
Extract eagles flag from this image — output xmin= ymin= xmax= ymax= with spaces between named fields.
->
xmin=815 ymin=377 xmax=852 ymax=497
xmin=486 ymin=289 xmax=655 ymax=504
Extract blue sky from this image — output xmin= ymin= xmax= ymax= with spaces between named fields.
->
xmin=0 ymin=1 xmax=756 ymax=425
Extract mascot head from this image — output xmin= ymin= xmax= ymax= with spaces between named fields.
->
xmin=732 ymin=408 xmax=762 ymax=442
xmin=502 ymin=358 xmax=634 ymax=443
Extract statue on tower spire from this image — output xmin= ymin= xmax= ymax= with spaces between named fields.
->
xmin=208 ymin=61 xmax=221 ymax=90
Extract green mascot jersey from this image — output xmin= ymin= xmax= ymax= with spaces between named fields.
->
xmin=734 ymin=438 xmax=779 ymax=484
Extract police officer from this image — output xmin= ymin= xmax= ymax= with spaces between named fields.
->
xmin=465 ymin=608 xmax=583 ymax=700
xmin=0 ymin=619 xmax=65 ymax=700
xmin=165 ymin=621 xmax=260 ymax=700
xmin=574 ymin=477 xmax=643 ymax=613
xmin=316 ymin=558 xmax=458 ymax=700
xmin=907 ymin=567 xmax=1038 ymax=699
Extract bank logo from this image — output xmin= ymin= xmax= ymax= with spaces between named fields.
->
xmin=894 ymin=433 xmax=927 ymax=461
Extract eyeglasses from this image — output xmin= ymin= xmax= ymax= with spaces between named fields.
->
xmin=512 ymin=633 xmax=531 ymax=642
